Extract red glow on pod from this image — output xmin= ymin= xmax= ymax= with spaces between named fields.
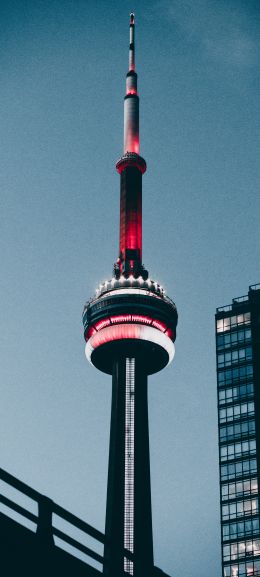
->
xmin=111 ymin=314 xmax=132 ymax=324
xmin=165 ymin=328 xmax=174 ymax=339
xmin=85 ymin=326 xmax=97 ymax=340
xmin=91 ymin=324 xmax=141 ymax=347
xmin=127 ymin=89 xmax=137 ymax=95
xmin=85 ymin=325 xmax=175 ymax=366
xmin=86 ymin=316 xmax=173 ymax=343
xmin=132 ymin=314 xmax=152 ymax=325
xmin=95 ymin=318 xmax=111 ymax=331
xmin=152 ymin=319 xmax=167 ymax=332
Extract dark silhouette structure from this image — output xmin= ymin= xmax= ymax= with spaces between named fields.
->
xmin=215 ymin=284 xmax=260 ymax=577
xmin=0 ymin=467 xmax=104 ymax=576
xmin=82 ymin=14 xmax=177 ymax=577
xmin=0 ymin=467 xmax=171 ymax=576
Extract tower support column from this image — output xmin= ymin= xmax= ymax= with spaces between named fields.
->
xmin=134 ymin=358 xmax=154 ymax=577
xmin=104 ymin=358 xmax=126 ymax=576
xmin=104 ymin=355 xmax=154 ymax=576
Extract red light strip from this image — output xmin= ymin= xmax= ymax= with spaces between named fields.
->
xmin=110 ymin=315 xmax=132 ymax=324
xmin=85 ymin=324 xmax=175 ymax=366
xmin=86 ymin=326 xmax=97 ymax=339
xmin=165 ymin=328 xmax=174 ymax=339
xmin=95 ymin=318 xmax=111 ymax=331
xmin=151 ymin=319 xmax=167 ymax=332
xmin=91 ymin=324 xmax=141 ymax=347
xmin=85 ymin=315 xmax=170 ymax=341
xmin=132 ymin=314 xmax=152 ymax=324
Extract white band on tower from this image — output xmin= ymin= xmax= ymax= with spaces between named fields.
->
xmin=124 ymin=357 xmax=135 ymax=575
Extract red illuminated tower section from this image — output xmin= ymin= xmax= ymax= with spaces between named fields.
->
xmin=115 ymin=12 xmax=147 ymax=281
xmin=83 ymin=14 xmax=177 ymax=577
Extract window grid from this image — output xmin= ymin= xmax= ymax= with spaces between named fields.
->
xmin=223 ymin=538 xmax=260 ymax=561
xmin=221 ymin=479 xmax=258 ymax=502
xmin=220 ymin=440 xmax=256 ymax=462
xmin=222 ymin=518 xmax=259 ymax=541
xmin=219 ymin=402 xmax=255 ymax=424
xmin=217 ymin=329 xmax=251 ymax=350
xmin=221 ymin=458 xmax=257 ymax=481
xmin=217 ymin=347 xmax=252 ymax=368
xmin=216 ymin=313 xmax=251 ymax=333
xmin=222 ymin=498 xmax=258 ymax=521
xmin=219 ymin=420 xmax=255 ymax=443
xmin=218 ymin=383 xmax=254 ymax=406
xmin=216 ymin=307 xmax=259 ymax=577
xmin=223 ymin=559 xmax=260 ymax=577
xmin=218 ymin=365 xmax=253 ymax=387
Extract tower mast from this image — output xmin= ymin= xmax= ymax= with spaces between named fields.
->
xmin=115 ymin=13 xmax=147 ymax=282
xmin=83 ymin=14 xmax=178 ymax=577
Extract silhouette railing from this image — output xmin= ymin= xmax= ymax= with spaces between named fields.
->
xmin=0 ymin=467 xmax=134 ymax=573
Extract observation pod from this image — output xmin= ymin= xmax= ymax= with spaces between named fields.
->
xmin=83 ymin=277 xmax=177 ymax=375
xmin=82 ymin=13 xmax=178 ymax=577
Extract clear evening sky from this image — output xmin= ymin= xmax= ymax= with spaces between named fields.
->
xmin=1 ymin=1 xmax=259 ymax=575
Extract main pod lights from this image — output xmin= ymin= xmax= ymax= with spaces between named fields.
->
xmin=85 ymin=314 xmax=174 ymax=342
xmin=85 ymin=323 xmax=175 ymax=367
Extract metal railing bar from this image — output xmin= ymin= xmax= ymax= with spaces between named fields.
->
xmin=249 ymin=283 xmax=260 ymax=290
xmin=0 ymin=495 xmax=38 ymax=524
xmin=0 ymin=468 xmax=40 ymax=502
xmin=53 ymin=527 xmax=104 ymax=564
xmin=0 ymin=467 xmax=105 ymax=544
xmin=0 ymin=467 xmax=135 ymax=565
xmin=53 ymin=503 xmax=105 ymax=543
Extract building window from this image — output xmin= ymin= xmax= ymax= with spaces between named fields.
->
xmin=218 ymin=365 xmax=253 ymax=387
xmin=222 ymin=498 xmax=258 ymax=520
xmin=220 ymin=440 xmax=256 ymax=462
xmin=219 ymin=420 xmax=255 ymax=443
xmin=217 ymin=347 xmax=252 ymax=368
xmin=223 ymin=538 xmax=260 ymax=561
xmin=221 ymin=479 xmax=258 ymax=501
xmin=216 ymin=313 xmax=251 ymax=333
xmin=223 ymin=559 xmax=260 ymax=577
xmin=221 ymin=458 xmax=257 ymax=481
xmin=218 ymin=383 xmax=254 ymax=406
xmin=217 ymin=329 xmax=251 ymax=350
xmin=219 ymin=402 xmax=255 ymax=424
xmin=222 ymin=517 xmax=259 ymax=541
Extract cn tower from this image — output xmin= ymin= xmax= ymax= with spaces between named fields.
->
xmin=83 ymin=14 xmax=178 ymax=577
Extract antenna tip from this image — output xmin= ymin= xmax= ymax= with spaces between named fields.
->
xmin=130 ymin=13 xmax=135 ymax=25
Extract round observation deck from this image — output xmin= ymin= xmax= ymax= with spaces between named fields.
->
xmin=116 ymin=152 xmax=147 ymax=174
xmin=83 ymin=276 xmax=178 ymax=375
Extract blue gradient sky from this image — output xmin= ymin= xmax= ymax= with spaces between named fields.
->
xmin=1 ymin=1 xmax=259 ymax=575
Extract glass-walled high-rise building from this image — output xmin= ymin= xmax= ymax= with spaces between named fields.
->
xmin=216 ymin=284 xmax=260 ymax=577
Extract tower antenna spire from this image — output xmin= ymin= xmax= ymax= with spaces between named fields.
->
xmin=129 ymin=13 xmax=135 ymax=71
xmin=123 ymin=12 xmax=139 ymax=155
